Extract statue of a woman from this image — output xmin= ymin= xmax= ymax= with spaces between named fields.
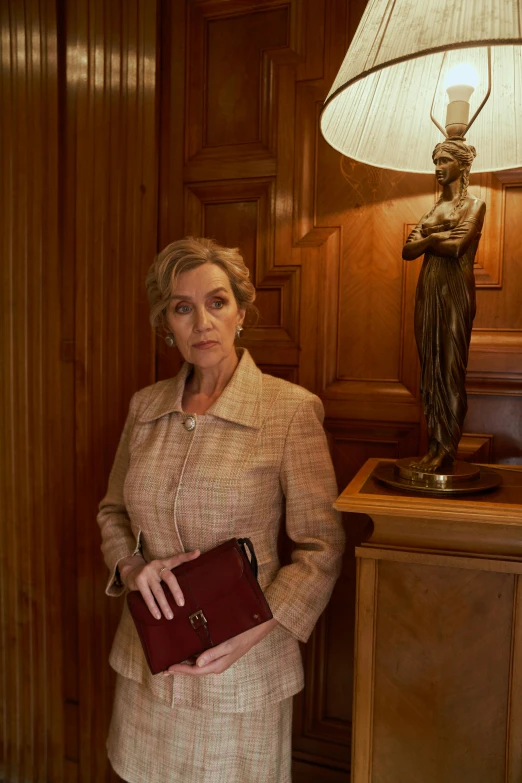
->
xmin=402 ymin=139 xmax=485 ymax=472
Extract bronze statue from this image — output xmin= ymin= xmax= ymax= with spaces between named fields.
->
xmin=402 ymin=140 xmax=486 ymax=472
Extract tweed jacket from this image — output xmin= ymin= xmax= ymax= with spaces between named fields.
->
xmin=98 ymin=349 xmax=345 ymax=713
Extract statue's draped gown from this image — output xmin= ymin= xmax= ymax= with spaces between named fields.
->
xmin=406 ymin=205 xmax=482 ymax=459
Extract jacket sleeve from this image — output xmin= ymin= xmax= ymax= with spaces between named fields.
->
xmin=264 ymin=396 xmax=345 ymax=642
xmin=97 ymin=392 xmax=142 ymax=597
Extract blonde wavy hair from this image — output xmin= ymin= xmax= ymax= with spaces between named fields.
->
xmin=146 ymin=237 xmax=257 ymax=330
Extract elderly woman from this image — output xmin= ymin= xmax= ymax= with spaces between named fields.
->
xmin=97 ymin=237 xmax=345 ymax=783
xmin=402 ymin=139 xmax=485 ymax=472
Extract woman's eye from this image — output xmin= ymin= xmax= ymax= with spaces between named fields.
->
xmin=175 ymin=304 xmax=191 ymax=314
xmin=211 ymin=299 xmax=225 ymax=309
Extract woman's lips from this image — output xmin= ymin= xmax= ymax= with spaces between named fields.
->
xmin=193 ymin=341 xmax=218 ymax=349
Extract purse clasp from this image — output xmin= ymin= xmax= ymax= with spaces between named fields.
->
xmin=189 ymin=609 xmax=207 ymax=630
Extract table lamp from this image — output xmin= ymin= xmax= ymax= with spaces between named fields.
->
xmin=320 ymin=0 xmax=522 ymax=495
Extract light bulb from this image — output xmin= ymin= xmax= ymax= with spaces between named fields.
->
xmin=444 ymin=63 xmax=479 ymax=102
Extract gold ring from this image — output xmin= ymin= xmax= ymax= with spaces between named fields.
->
xmin=159 ymin=566 xmax=168 ymax=579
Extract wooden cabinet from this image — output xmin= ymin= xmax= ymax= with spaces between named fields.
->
xmin=336 ymin=460 xmax=522 ymax=783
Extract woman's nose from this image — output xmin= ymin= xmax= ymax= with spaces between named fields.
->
xmin=194 ymin=306 xmax=211 ymax=331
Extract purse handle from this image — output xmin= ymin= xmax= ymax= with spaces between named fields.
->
xmin=237 ymin=538 xmax=258 ymax=580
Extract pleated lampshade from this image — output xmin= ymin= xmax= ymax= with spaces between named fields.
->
xmin=320 ymin=0 xmax=522 ymax=173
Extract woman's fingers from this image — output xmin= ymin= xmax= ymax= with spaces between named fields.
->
xmin=165 ymin=658 xmax=228 ymax=676
xmin=149 ymin=578 xmax=175 ymax=620
xmin=133 ymin=562 xmax=176 ymax=619
xmin=195 ymin=639 xmax=232 ymax=668
xmin=158 ymin=550 xmax=200 ymax=608
xmin=131 ymin=550 xmax=201 ymax=619
xmin=163 ymin=549 xmax=201 ymax=569
xmin=161 ymin=572 xmax=185 ymax=607
xmin=133 ymin=576 xmax=163 ymax=620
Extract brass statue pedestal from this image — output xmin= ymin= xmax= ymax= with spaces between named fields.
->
xmin=374 ymin=457 xmax=502 ymax=496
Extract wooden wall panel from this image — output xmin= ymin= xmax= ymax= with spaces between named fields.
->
xmin=468 ymin=172 xmax=505 ymax=288
xmin=373 ymin=562 xmax=514 ymax=783
xmin=316 ymin=141 xmax=433 ymax=418
xmin=65 ymin=1 xmax=158 ymax=780
xmin=469 ymin=182 xmax=522 ymax=397
xmin=185 ymin=0 xmax=296 ymax=180
xmin=205 ymin=8 xmax=289 ymax=148
xmin=0 ymin=1 xmax=65 ymax=781
xmin=3 ymin=1 xmax=520 ymax=781
xmin=184 ymin=178 xmax=299 ymax=356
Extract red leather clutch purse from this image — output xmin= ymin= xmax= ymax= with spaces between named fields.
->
xmin=126 ymin=538 xmax=273 ymax=675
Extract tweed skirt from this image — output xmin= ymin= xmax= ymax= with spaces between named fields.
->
xmin=107 ymin=675 xmax=292 ymax=783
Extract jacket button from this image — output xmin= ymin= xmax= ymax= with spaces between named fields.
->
xmin=183 ymin=416 xmax=196 ymax=431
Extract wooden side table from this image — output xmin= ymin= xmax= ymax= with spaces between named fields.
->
xmin=335 ymin=459 xmax=522 ymax=783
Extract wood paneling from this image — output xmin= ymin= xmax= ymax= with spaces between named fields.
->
xmin=0 ymin=1 xmax=65 ymax=781
xmin=184 ymin=0 xmax=302 ymax=182
xmin=465 ymin=396 xmax=522 ymax=463
xmin=468 ymin=171 xmax=505 ymax=288
xmin=373 ymin=561 xmax=512 ymax=783
xmin=350 ymin=558 xmax=378 ymax=783
xmin=338 ymin=462 xmax=522 ymax=783
xmin=184 ymin=178 xmax=299 ymax=354
xmin=327 ymin=422 xmax=420 ymax=495
xmin=506 ymin=578 xmax=522 ymax=781
xmin=205 ymin=8 xmax=289 ymax=148
xmin=2 ymin=3 xmax=158 ymax=779
xmin=457 ymin=433 xmax=493 ymax=462
xmin=67 ymin=1 xmax=158 ymax=780
xmin=2 ymin=0 xmax=521 ymax=781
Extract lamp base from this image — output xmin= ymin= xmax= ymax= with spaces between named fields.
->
xmin=374 ymin=458 xmax=502 ymax=496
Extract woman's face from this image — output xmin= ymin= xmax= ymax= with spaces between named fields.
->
xmin=165 ymin=262 xmax=245 ymax=370
xmin=433 ymin=151 xmax=462 ymax=186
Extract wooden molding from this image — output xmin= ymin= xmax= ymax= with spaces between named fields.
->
xmin=293 ymin=226 xmax=340 ymax=392
xmin=292 ymin=759 xmax=350 ymax=782
xmin=400 ymin=245 xmax=423 ymax=400
xmin=302 ymin=615 xmax=352 ymax=746
xmin=293 ymin=81 xmax=326 ymax=245
xmin=468 ymin=329 xmax=522 ymax=396
xmin=507 ymin=576 xmax=522 ymax=782
xmin=323 ymin=420 xmax=420 ymax=498
xmin=335 ymin=458 xmax=522 ymax=527
xmin=457 ymin=432 xmax=494 ymax=463
xmin=322 ymin=381 xmax=421 ymax=426
xmin=351 ymin=558 xmax=378 ymax=783
xmin=494 ymin=169 xmax=522 ymax=185
xmin=257 ymin=364 xmax=298 ymax=382
xmin=186 ymin=0 xmax=302 ymax=165
xmin=468 ymin=171 xmax=505 ymax=288
xmin=184 ymin=178 xmax=300 ymax=346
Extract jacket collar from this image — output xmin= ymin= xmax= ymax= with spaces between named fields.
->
xmin=138 ymin=348 xmax=263 ymax=429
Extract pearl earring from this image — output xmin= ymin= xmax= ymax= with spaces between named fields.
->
xmin=235 ymin=325 xmax=243 ymax=340
xmin=165 ymin=333 xmax=176 ymax=347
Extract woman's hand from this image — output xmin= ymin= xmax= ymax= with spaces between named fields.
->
xmin=119 ymin=550 xmax=201 ymax=620
xmin=164 ymin=618 xmax=279 ymax=676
